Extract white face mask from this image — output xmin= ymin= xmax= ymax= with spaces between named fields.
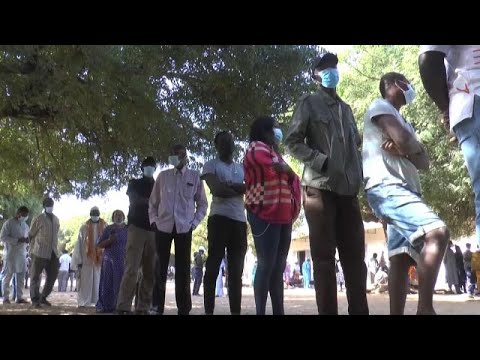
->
xmin=91 ymin=216 xmax=100 ymax=222
xmin=18 ymin=216 xmax=28 ymax=223
xmin=397 ymin=82 xmax=416 ymax=104
xmin=45 ymin=207 xmax=53 ymax=214
xmin=168 ymin=155 xmax=180 ymax=167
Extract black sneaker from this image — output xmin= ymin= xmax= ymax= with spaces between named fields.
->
xmin=31 ymin=302 xmax=41 ymax=309
xmin=116 ymin=310 xmax=132 ymax=315
xmin=134 ymin=310 xmax=149 ymax=315
xmin=15 ymin=298 xmax=29 ymax=304
xmin=40 ymin=298 xmax=52 ymax=306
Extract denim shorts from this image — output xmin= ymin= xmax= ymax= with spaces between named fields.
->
xmin=366 ymin=184 xmax=446 ymax=263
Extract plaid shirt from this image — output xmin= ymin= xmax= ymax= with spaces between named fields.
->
xmin=29 ymin=213 xmax=60 ymax=259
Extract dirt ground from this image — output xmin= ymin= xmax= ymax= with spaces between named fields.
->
xmin=1 ymin=282 xmax=479 ymax=315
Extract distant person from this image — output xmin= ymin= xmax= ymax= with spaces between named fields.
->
xmin=463 ymin=243 xmax=476 ymax=297
xmin=215 ymin=257 xmax=226 ymax=298
xmin=443 ymin=241 xmax=460 ymax=294
xmin=454 ymin=244 xmax=466 ymax=293
xmin=192 ymin=246 xmax=206 ymax=296
xmin=302 ymin=259 xmax=312 ymax=289
xmin=68 ymin=254 xmax=75 ymax=292
xmin=57 ymin=249 xmax=71 ymax=292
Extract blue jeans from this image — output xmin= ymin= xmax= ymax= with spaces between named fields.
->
xmin=367 ymin=184 xmax=445 ymax=262
xmin=454 ymin=95 xmax=480 ymax=246
xmin=247 ymin=211 xmax=292 ymax=315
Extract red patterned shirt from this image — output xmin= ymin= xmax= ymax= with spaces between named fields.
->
xmin=243 ymin=141 xmax=300 ymax=224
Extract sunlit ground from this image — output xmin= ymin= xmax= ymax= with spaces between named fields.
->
xmin=1 ymin=281 xmax=478 ymax=315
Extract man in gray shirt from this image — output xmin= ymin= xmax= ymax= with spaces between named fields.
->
xmin=28 ymin=197 xmax=60 ymax=308
xmin=363 ymin=72 xmax=449 ymax=315
xmin=201 ymin=131 xmax=247 ymax=315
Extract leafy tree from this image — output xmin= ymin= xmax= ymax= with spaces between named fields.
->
xmin=0 ymin=45 xmax=317 ymax=199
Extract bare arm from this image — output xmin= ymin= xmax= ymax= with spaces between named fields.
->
xmin=201 ymin=173 xmax=241 ymax=198
xmin=418 ymin=51 xmax=450 ymax=114
xmin=406 ymin=145 xmax=430 ymax=171
xmin=374 ymin=114 xmax=424 ymax=156
xmin=230 ymin=183 xmax=246 ymax=194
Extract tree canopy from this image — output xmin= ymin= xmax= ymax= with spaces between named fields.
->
xmin=0 ymin=45 xmax=316 ymax=199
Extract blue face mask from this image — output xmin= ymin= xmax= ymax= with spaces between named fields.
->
xmin=318 ymin=68 xmax=339 ymax=88
xmin=273 ymin=128 xmax=283 ymax=144
xmin=143 ymin=166 xmax=156 ymax=178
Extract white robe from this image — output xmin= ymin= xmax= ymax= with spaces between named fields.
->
xmin=215 ymin=259 xmax=225 ymax=297
xmin=0 ymin=218 xmax=28 ymax=273
xmin=72 ymin=223 xmax=101 ymax=307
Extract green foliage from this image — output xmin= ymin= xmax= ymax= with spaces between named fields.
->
xmin=0 ymin=45 xmax=317 ymax=199
xmin=338 ymin=45 xmax=474 ymax=237
xmin=0 ymin=193 xmax=43 ymax=227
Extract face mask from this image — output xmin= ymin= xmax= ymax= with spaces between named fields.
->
xmin=19 ymin=216 xmax=28 ymax=223
xmin=45 ymin=207 xmax=53 ymax=214
xmin=168 ymin=155 xmax=179 ymax=167
xmin=397 ymin=82 xmax=416 ymax=104
xmin=91 ymin=216 xmax=100 ymax=222
xmin=273 ymin=128 xmax=283 ymax=143
xmin=114 ymin=220 xmax=124 ymax=225
xmin=143 ymin=166 xmax=155 ymax=178
xmin=318 ymin=68 xmax=339 ymax=88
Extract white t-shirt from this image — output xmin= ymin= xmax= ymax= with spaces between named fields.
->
xmin=201 ymin=158 xmax=246 ymax=223
xmin=419 ymin=45 xmax=480 ymax=129
xmin=362 ymin=98 xmax=421 ymax=194
xmin=59 ymin=253 xmax=71 ymax=272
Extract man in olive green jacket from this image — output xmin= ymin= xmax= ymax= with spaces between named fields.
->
xmin=285 ymin=48 xmax=368 ymax=315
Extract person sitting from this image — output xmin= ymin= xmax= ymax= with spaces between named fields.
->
xmin=373 ymin=266 xmax=389 ymax=293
